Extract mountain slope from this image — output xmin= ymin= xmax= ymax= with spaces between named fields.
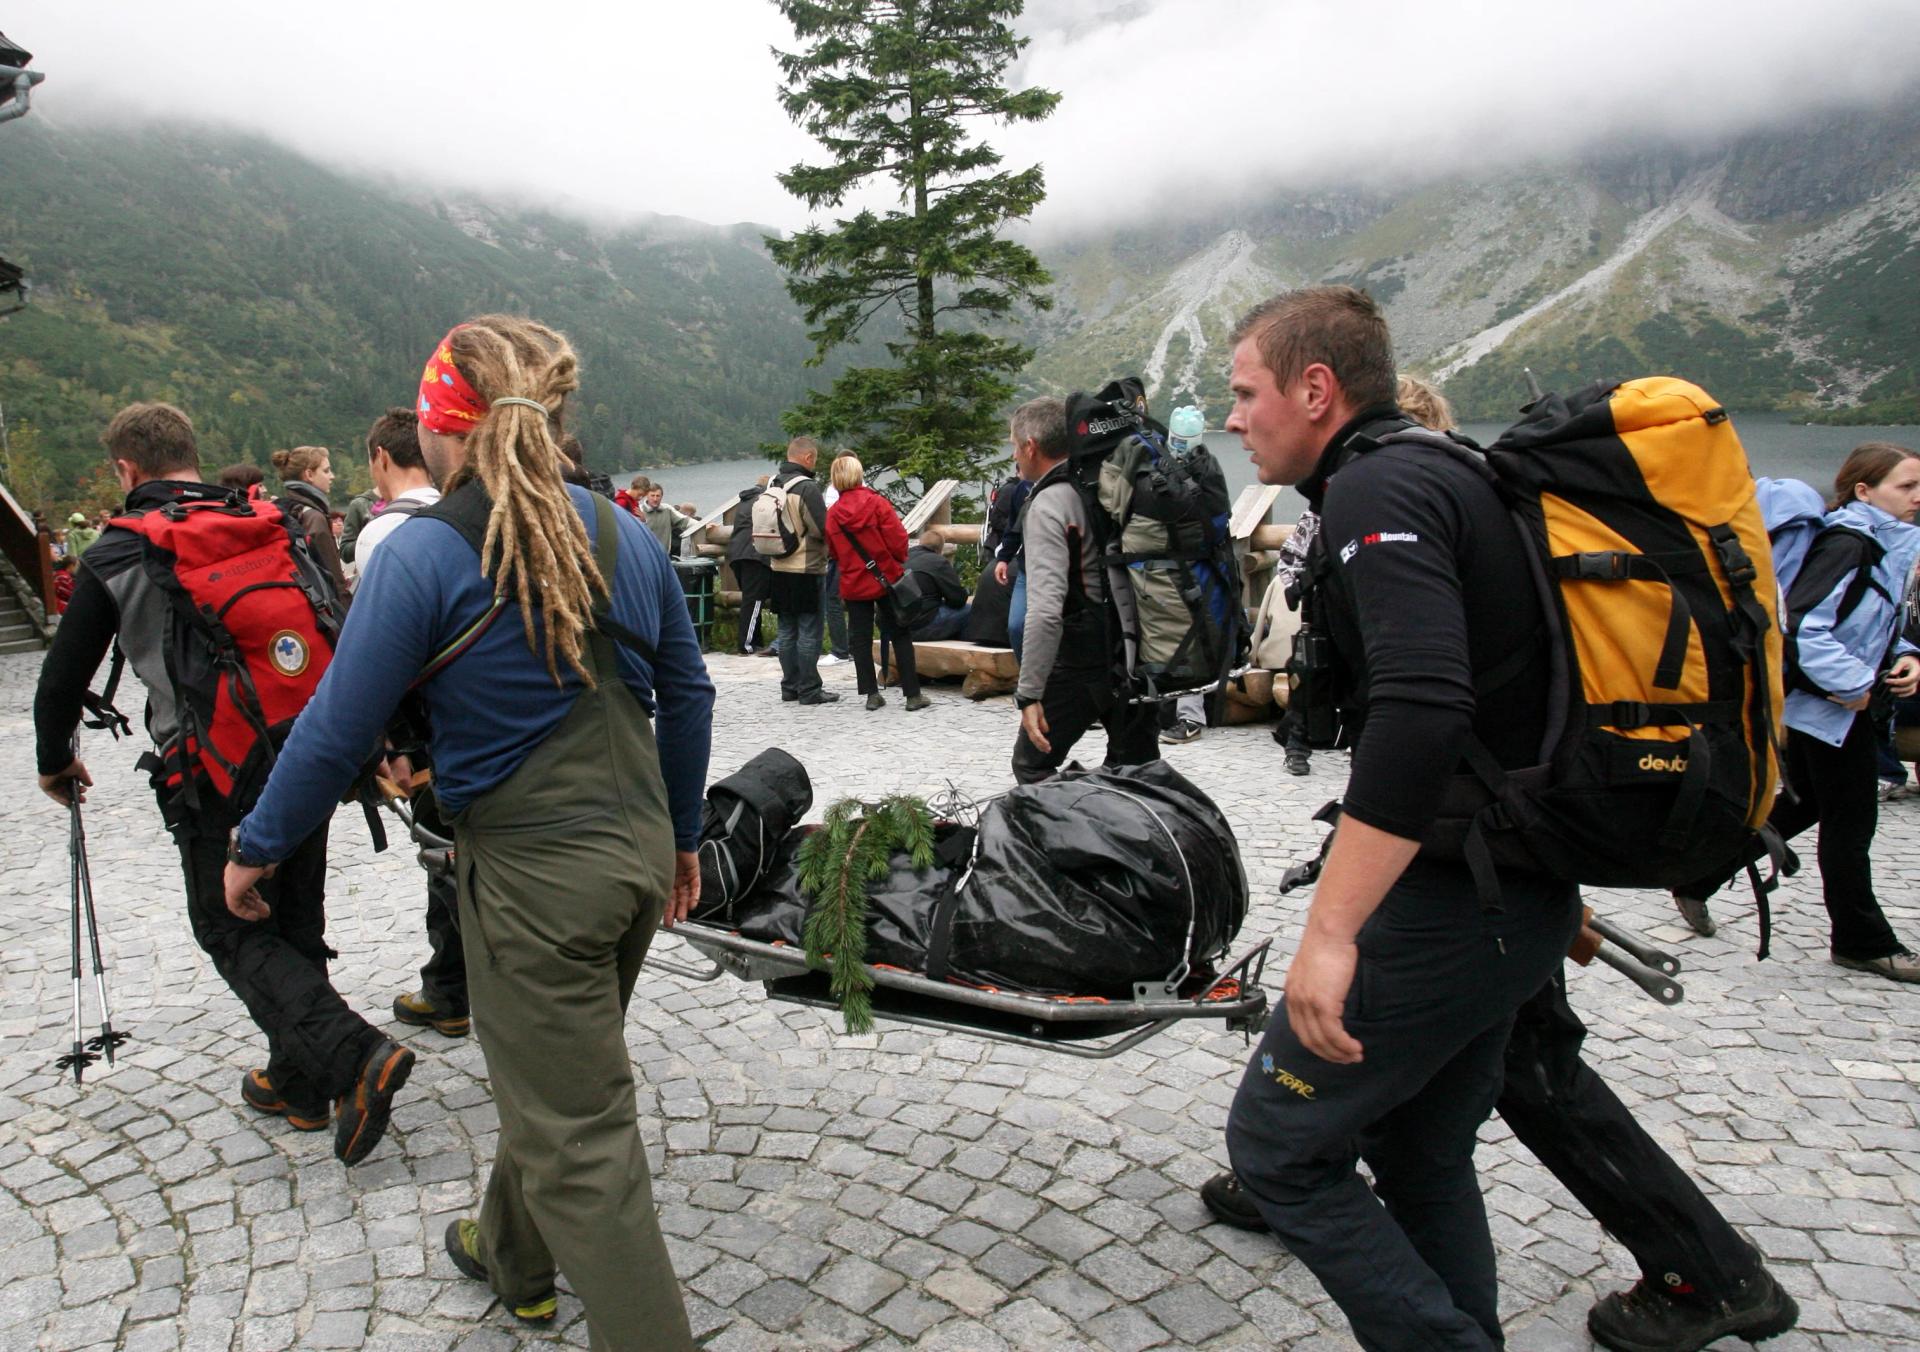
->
xmin=1019 ymin=102 xmax=1920 ymax=422
xmin=0 ymin=118 xmax=829 ymax=489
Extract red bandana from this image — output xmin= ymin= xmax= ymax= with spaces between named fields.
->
xmin=417 ymin=328 xmax=487 ymax=436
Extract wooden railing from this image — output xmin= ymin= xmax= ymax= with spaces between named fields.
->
xmin=0 ymin=477 xmax=54 ymax=616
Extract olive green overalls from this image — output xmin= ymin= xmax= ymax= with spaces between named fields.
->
xmin=451 ymin=498 xmax=694 ymax=1351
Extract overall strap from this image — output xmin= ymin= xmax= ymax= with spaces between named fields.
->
xmin=582 ymin=492 xmax=622 ymax=680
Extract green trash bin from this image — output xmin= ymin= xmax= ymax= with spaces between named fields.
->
xmin=673 ymin=557 xmax=718 ymax=652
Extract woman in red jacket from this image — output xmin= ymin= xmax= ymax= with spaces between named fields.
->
xmin=825 ymin=454 xmax=929 ymax=711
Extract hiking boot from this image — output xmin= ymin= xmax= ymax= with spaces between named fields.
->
xmin=798 ymin=691 xmax=841 ymax=705
xmin=904 ymin=694 xmax=931 ymax=712
xmin=1832 ymin=946 xmax=1920 ymax=983
xmin=444 ymin=1218 xmax=558 ymax=1325
xmin=335 ymin=1038 xmax=415 ymax=1166
xmin=1672 ymin=893 xmax=1716 ymax=938
xmin=1587 ymin=1269 xmax=1798 ymax=1351
xmin=1160 ymin=718 xmax=1203 ymax=745
xmin=239 ymin=1069 xmax=329 ymax=1132
xmin=865 ymin=693 xmax=887 ymax=711
xmin=1284 ymin=749 xmax=1310 ymax=776
xmin=1198 ymin=1171 xmax=1271 ymax=1233
xmin=392 ymin=991 xmax=470 ymax=1038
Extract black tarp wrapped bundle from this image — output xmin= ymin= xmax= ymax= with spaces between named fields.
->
xmin=935 ymin=759 xmax=1247 ymax=995
xmin=693 ymin=748 xmax=811 ymax=924
xmin=694 ymin=755 xmax=1247 ymax=997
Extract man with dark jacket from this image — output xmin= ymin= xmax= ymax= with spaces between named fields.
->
xmin=988 ymin=477 xmax=1031 ymax=659
xmin=904 ymin=530 xmax=971 ymax=641
xmin=1213 ymin=288 xmax=1795 ymax=1352
xmin=1009 ymin=397 xmax=1157 ymax=782
xmin=769 ymin=436 xmax=838 ymax=704
xmin=729 ymin=476 xmax=773 ymax=654
xmin=33 ymin=402 xmax=408 ymax=1165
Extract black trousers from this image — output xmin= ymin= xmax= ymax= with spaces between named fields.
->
xmin=847 ymin=596 xmax=920 ymax=699
xmin=1226 ymin=862 xmax=1579 ymax=1351
xmin=1500 ymin=971 xmax=1763 ymax=1304
xmin=1010 ymin=669 xmax=1159 ymax=784
xmin=414 ymin=789 xmax=468 ymax=1016
xmin=177 ymin=814 xmax=378 ymax=1108
xmin=1681 ymin=717 xmax=1901 ymax=960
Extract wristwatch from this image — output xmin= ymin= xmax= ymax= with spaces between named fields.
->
xmin=227 ymin=828 xmax=269 ymax=869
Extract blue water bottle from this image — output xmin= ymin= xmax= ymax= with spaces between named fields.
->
xmin=1167 ymin=405 xmax=1205 ymax=455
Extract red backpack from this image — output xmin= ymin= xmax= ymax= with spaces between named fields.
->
xmin=95 ymin=496 xmax=344 ymax=813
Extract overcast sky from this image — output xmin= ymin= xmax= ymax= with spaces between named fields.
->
xmin=10 ymin=0 xmax=1919 ymax=235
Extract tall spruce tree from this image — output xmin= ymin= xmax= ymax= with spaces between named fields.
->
xmin=768 ymin=0 xmax=1058 ymax=490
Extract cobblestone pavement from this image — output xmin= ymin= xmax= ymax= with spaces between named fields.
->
xmin=3 ymin=647 xmax=1919 ymax=1352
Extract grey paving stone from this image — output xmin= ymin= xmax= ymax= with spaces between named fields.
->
xmin=1 ymin=648 xmax=1910 ymax=1351
xmin=1144 ymin=1279 xmax=1246 ymax=1343
xmin=814 ymin=1254 xmax=905 ymax=1314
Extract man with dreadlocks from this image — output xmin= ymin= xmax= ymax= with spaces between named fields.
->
xmin=223 ymin=315 xmax=712 ymax=1349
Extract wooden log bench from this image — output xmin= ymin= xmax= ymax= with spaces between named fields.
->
xmin=874 ymin=638 xmax=1019 ymax=699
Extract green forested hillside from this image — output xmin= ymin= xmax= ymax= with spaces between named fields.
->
xmin=0 ymin=119 xmax=827 ymax=499
xmin=5 ymin=106 xmax=1917 ymax=519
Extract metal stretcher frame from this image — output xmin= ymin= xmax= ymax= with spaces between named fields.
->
xmin=655 ymin=922 xmax=1274 ymax=1060
xmin=383 ymin=795 xmax=1276 ymax=1056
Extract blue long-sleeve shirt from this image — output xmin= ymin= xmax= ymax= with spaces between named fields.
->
xmin=237 ymin=484 xmax=715 ymax=859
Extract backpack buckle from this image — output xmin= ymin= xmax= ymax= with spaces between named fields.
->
xmin=1709 ymin=532 xmax=1756 ymax=588
xmin=1569 ymin=551 xmax=1630 ymax=581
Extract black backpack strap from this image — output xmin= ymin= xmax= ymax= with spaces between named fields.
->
xmin=80 ymin=643 xmax=132 ymax=739
xmin=838 ymin=520 xmax=891 ymax=586
xmin=1741 ymin=824 xmax=1786 ymax=961
xmin=413 ymin=485 xmax=658 ymax=682
xmin=921 ymin=827 xmax=981 ymax=983
xmin=415 ymin=480 xmax=496 ymax=560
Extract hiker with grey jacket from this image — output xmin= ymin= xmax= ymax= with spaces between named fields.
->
xmin=1008 ymin=396 xmax=1157 ymax=783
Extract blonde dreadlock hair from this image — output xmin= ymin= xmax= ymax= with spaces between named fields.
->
xmin=439 ymin=315 xmax=604 ymax=685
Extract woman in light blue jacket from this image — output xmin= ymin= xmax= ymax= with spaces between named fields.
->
xmin=1677 ymin=443 xmax=1920 ymax=983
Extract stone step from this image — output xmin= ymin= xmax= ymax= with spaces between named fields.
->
xmin=0 ymin=634 xmax=45 ymax=655
xmin=0 ymin=621 xmax=34 ymax=643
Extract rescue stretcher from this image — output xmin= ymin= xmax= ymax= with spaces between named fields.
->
xmin=385 ymin=787 xmax=1679 ymax=1056
xmin=386 ymin=791 xmax=1275 ymax=1057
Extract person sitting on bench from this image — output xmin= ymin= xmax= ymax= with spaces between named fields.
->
xmin=904 ymin=530 xmax=971 ymax=642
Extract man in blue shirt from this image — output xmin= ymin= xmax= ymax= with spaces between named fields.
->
xmin=224 ymin=316 xmax=711 ymax=1348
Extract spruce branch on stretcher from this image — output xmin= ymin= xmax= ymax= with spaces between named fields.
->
xmin=797 ymin=795 xmax=936 ymax=1034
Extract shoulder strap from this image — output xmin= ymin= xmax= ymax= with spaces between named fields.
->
xmin=586 ymin=492 xmax=658 ymax=668
xmin=379 ymin=499 xmax=426 ymax=520
xmin=838 ymin=519 xmax=889 ymax=582
xmin=414 ymin=487 xmax=658 ymax=684
xmin=1821 ymin=526 xmax=1891 ymax=624
xmin=416 ymin=480 xmax=495 ymax=560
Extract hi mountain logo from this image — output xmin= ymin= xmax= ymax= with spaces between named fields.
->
xmin=1339 ymin=530 xmax=1419 ymax=564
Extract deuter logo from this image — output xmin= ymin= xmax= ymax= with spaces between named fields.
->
xmin=1638 ymin=752 xmax=1688 ymax=773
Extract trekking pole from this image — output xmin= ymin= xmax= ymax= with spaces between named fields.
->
xmin=71 ymin=793 xmax=129 ymax=1067
xmin=53 ymin=792 xmax=98 ymax=1083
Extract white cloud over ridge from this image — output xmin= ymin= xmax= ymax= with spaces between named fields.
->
xmin=8 ymin=0 xmax=1918 ymax=234
xmin=1006 ymin=0 xmax=1920 ymax=232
